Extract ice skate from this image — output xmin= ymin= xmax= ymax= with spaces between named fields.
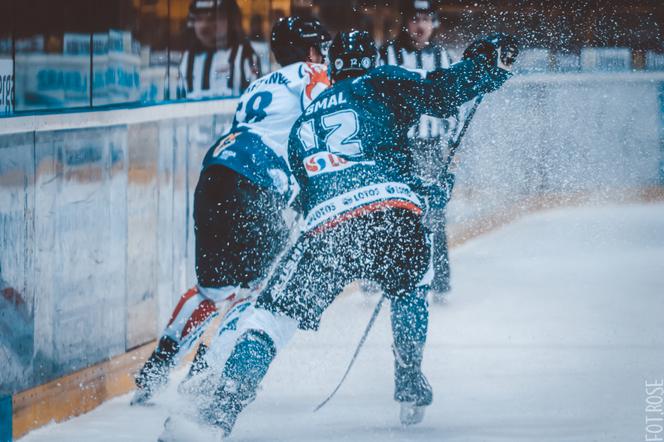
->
xmin=177 ymin=363 xmax=221 ymax=408
xmin=394 ymin=344 xmax=432 ymax=426
xmin=430 ymin=271 xmax=451 ymax=305
xmin=395 ymin=366 xmax=432 ymax=426
xmin=400 ymin=401 xmax=427 ymax=426
xmin=131 ymin=337 xmax=179 ymax=406
xmin=157 ymin=416 xmax=224 ymax=442
xmin=130 ymin=387 xmax=155 ymax=407
xmin=199 ymin=378 xmax=257 ymax=438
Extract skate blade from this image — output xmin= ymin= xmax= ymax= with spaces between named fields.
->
xmin=158 ymin=416 xmax=224 ymax=442
xmin=400 ymin=402 xmax=426 ymax=426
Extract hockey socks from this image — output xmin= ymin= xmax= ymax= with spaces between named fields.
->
xmin=202 ymin=329 xmax=277 ymax=436
xmin=132 ymin=286 xmax=239 ymax=406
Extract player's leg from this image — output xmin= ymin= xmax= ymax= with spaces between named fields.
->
xmin=180 ymin=224 xmax=357 ymax=438
xmin=429 ymin=207 xmax=451 ymax=302
xmin=390 ymin=286 xmax=433 ymax=425
xmin=183 ymin=160 xmax=292 ymax=384
xmin=180 ymin=168 xmax=291 ymax=383
xmin=200 ymin=309 xmax=299 ymax=437
xmin=132 ymin=164 xmax=243 ymax=405
xmin=133 ymin=166 xmax=285 ymax=404
xmin=176 ymin=291 xmax=257 ymax=399
xmin=204 ymin=234 xmax=336 ymax=432
xmin=158 ymin=307 xmax=296 ymax=442
xmin=369 ymin=209 xmax=433 ymax=425
xmin=132 ymin=285 xmax=232 ymax=405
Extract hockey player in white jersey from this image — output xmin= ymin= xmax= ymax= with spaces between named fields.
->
xmin=131 ymin=16 xmax=331 ymax=406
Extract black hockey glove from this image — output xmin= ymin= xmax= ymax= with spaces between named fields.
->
xmin=463 ymin=33 xmax=520 ymax=72
xmin=462 ymin=33 xmax=520 ymax=94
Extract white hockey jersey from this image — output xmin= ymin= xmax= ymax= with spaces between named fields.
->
xmin=232 ymin=62 xmax=331 ymax=161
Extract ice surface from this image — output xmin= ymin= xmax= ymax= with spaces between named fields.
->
xmin=19 ymin=202 xmax=664 ymax=442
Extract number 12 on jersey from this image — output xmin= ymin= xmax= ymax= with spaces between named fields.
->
xmin=297 ymin=110 xmax=364 ymax=158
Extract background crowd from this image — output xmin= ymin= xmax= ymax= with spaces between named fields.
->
xmin=0 ymin=0 xmax=662 ymax=114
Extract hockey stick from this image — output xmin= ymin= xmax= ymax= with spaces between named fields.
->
xmin=314 ymin=294 xmax=386 ymax=412
xmin=440 ymin=95 xmax=484 ymax=177
xmin=425 ymin=95 xmax=484 ymax=211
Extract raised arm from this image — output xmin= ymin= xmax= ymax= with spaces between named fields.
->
xmin=367 ymin=34 xmax=519 ymax=122
xmin=426 ymin=33 xmax=519 ymax=112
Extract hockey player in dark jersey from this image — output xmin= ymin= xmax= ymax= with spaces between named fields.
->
xmin=158 ymin=30 xmax=518 ymax=440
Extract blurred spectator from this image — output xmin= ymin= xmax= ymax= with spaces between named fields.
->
xmin=378 ymin=0 xmax=455 ymax=302
xmin=177 ymin=0 xmax=262 ymax=99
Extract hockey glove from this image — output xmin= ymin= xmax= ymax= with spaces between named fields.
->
xmin=463 ymin=33 xmax=520 ymax=72
xmin=462 ymin=33 xmax=519 ymax=94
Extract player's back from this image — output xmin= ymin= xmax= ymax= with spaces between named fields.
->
xmin=233 ymin=62 xmax=330 ymax=159
xmin=288 ymin=66 xmax=433 ymax=231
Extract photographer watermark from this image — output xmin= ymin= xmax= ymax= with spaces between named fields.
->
xmin=646 ymin=379 xmax=664 ymax=441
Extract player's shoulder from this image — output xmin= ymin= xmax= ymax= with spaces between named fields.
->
xmin=365 ymin=65 xmax=425 ymax=82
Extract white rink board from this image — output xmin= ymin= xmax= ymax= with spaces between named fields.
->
xmin=19 ymin=202 xmax=664 ymax=442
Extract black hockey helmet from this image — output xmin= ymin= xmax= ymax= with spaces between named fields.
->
xmin=271 ymin=17 xmax=331 ymax=66
xmin=328 ymin=30 xmax=377 ymax=82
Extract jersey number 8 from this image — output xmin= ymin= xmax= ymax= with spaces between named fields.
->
xmin=239 ymin=91 xmax=273 ymax=124
xmin=297 ymin=110 xmax=363 ymax=158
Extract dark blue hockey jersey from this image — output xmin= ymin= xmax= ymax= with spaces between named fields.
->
xmin=288 ymin=58 xmax=511 ymax=232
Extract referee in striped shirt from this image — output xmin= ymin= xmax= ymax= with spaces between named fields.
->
xmin=380 ymin=0 xmax=456 ymax=302
xmin=178 ymin=0 xmax=262 ymax=99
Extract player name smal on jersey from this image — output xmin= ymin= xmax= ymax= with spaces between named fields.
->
xmin=304 ymin=91 xmax=348 ymax=116
xmin=305 ymin=182 xmax=423 ymax=231
xmin=303 ymin=152 xmax=374 ymax=177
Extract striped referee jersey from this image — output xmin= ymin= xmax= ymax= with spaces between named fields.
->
xmin=178 ymin=40 xmax=262 ymax=99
